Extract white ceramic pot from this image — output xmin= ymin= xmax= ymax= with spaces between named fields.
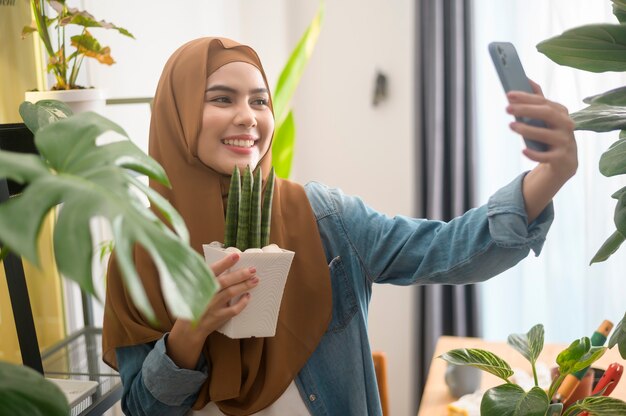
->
xmin=202 ymin=242 xmax=295 ymax=339
xmin=25 ymin=88 xmax=106 ymax=114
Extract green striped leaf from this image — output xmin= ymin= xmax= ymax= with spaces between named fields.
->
xmin=556 ymin=338 xmax=606 ymax=376
xmin=537 ymin=24 xmax=626 ymax=73
xmin=507 ymin=324 xmax=545 ymax=366
xmin=261 ymin=167 xmax=275 ymax=247
xmin=249 ymin=167 xmax=262 ymax=248
xmin=566 ymin=396 xmax=626 ymax=415
xmin=571 ymin=104 xmax=626 ymax=133
xmin=439 ymin=348 xmax=514 ymax=382
xmin=583 ymin=86 xmax=626 ymax=106
xmin=224 ymin=166 xmax=240 ymax=247
xmin=545 ymin=403 xmax=563 ymax=416
xmin=236 ymin=165 xmax=253 ymax=251
xmin=480 ymin=385 xmax=549 ymax=416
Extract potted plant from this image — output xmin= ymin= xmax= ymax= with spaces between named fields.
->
xmin=440 ymin=323 xmax=626 ymax=415
xmin=21 ymin=0 xmax=134 ymax=112
xmin=202 ymin=165 xmax=295 ymax=339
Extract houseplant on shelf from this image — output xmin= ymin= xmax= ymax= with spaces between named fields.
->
xmin=21 ymin=0 xmax=134 ymax=112
xmin=203 ymin=165 xmax=295 ymax=339
xmin=440 ymin=324 xmax=626 ymax=415
xmin=0 ymin=101 xmax=219 ymax=415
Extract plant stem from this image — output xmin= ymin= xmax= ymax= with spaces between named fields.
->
xmin=548 ymin=373 xmax=567 ymax=402
xmin=532 ymin=362 xmax=539 ymax=387
xmin=561 ymin=404 xmax=580 ymax=416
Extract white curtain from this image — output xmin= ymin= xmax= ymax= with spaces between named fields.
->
xmin=473 ymin=0 xmax=626 ymax=343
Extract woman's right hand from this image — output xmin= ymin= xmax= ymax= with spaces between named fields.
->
xmin=167 ymin=253 xmax=258 ymax=369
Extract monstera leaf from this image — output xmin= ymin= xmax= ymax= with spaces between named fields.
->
xmin=0 ymin=102 xmax=218 ymax=322
xmin=0 ymin=362 xmax=69 ymax=416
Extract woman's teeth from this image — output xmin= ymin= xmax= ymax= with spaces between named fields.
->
xmin=223 ymin=139 xmax=255 ymax=148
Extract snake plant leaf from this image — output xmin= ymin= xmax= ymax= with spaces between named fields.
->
xmin=507 ymin=324 xmax=545 ymax=366
xmin=600 ymin=138 xmax=626 ymax=176
xmin=0 ymin=361 xmax=69 ymax=416
xmin=591 ymin=229 xmax=626 ymax=264
xmin=583 ymin=86 xmax=626 ymax=106
xmin=613 ymin=0 xmax=626 ymax=23
xmin=480 ymin=385 xmax=549 ymax=416
xmin=571 ymin=104 xmax=626 ymax=132
xmin=273 ymin=110 xmax=296 ymax=179
xmin=544 ymin=403 xmax=563 ymax=416
xmin=608 ymin=312 xmax=626 ymax=359
xmin=19 ymin=100 xmax=73 ymax=133
xmin=556 ymin=338 xmax=606 ymax=376
xmin=0 ymin=110 xmax=217 ymax=322
xmin=537 ymin=24 xmax=626 ymax=73
xmin=567 ymin=395 xmax=626 ymax=415
xmin=439 ymin=348 xmax=514 ymax=381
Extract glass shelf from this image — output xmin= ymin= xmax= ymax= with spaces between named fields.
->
xmin=42 ymin=326 xmax=122 ymax=416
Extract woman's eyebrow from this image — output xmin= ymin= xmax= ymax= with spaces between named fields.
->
xmin=205 ymin=85 xmax=268 ymax=94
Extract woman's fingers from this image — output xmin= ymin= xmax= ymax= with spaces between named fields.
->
xmin=507 ymin=103 xmax=574 ymax=131
xmin=210 ymin=253 xmax=240 ymax=276
xmin=528 ymin=79 xmax=544 ymax=97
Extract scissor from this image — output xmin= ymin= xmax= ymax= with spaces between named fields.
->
xmin=579 ymin=363 xmax=623 ymax=416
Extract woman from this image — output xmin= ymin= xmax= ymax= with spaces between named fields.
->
xmin=102 ymin=37 xmax=577 ymax=415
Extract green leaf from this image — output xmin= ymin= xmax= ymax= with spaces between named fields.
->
xmin=613 ymin=0 xmax=626 ymax=23
xmin=566 ymin=395 xmax=626 ymax=415
xmin=591 ymin=230 xmax=626 ymax=264
xmin=614 ymin=191 xmax=626 ymax=238
xmin=537 ymin=24 xmax=626 ymax=73
xmin=608 ymin=312 xmax=626 ymax=359
xmin=557 ymin=338 xmax=606 ymax=376
xmin=71 ymin=31 xmax=115 ymax=65
xmin=0 ymin=108 xmax=218 ymax=322
xmin=0 ymin=362 xmax=69 ymax=416
xmin=545 ymin=403 xmax=563 ymax=416
xmin=439 ymin=348 xmax=514 ymax=381
xmin=273 ymin=0 xmax=324 ymax=127
xmin=508 ymin=324 xmax=545 ymax=365
xmin=481 ymin=385 xmax=549 ymax=416
xmin=61 ymin=10 xmax=134 ymax=38
xmin=571 ymin=104 xmax=626 ymax=132
xmin=19 ymin=100 xmax=73 ymax=133
xmin=583 ymin=86 xmax=626 ymax=106
xmin=600 ymin=139 xmax=626 ymax=176
xmin=272 ymin=110 xmax=296 ymax=179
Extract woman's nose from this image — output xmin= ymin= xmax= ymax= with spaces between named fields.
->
xmin=234 ymin=104 xmax=256 ymax=128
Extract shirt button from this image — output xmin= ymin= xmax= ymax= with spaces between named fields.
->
xmin=309 ymin=394 xmax=316 ymax=402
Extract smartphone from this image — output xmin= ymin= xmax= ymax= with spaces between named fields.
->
xmin=488 ymin=42 xmax=549 ymax=152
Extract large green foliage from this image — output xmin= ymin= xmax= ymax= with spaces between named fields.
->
xmin=0 ymin=100 xmax=218 ymax=323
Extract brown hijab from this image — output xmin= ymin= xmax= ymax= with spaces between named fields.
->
xmin=102 ymin=37 xmax=332 ymax=415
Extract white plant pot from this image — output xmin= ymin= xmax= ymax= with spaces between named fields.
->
xmin=202 ymin=242 xmax=295 ymax=339
xmin=25 ymin=88 xmax=106 ymax=114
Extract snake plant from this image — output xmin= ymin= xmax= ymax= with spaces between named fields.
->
xmin=224 ymin=165 xmax=275 ymax=250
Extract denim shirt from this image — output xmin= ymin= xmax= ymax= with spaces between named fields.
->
xmin=115 ymin=173 xmax=554 ymax=416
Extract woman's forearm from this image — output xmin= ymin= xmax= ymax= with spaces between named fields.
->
xmin=522 ymin=164 xmax=572 ymax=224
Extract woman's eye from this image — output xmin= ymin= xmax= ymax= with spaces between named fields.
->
xmin=252 ymin=98 xmax=269 ymax=106
xmin=209 ymin=96 xmax=231 ymax=104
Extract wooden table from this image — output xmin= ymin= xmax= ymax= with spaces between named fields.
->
xmin=417 ymin=336 xmax=626 ymax=416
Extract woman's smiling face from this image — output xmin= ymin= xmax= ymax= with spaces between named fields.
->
xmin=197 ymin=61 xmax=274 ymax=174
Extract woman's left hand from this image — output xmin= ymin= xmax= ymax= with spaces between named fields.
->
xmin=506 ymin=79 xmax=578 ymax=223
xmin=506 ymin=79 xmax=578 ymax=182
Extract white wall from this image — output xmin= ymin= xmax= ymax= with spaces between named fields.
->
xmin=286 ymin=1 xmax=417 ymax=415
xmin=76 ymin=1 xmax=418 ymax=414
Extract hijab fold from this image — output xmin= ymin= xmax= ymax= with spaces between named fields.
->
xmin=102 ymin=37 xmax=332 ymax=415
